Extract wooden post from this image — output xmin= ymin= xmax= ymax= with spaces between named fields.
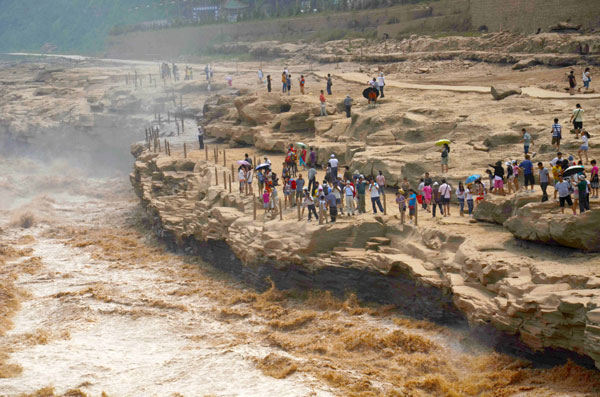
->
xmin=183 ymin=143 xmax=187 ymax=158
xmin=245 ymin=178 xmax=249 ymax=195
xmin=158 ymin=139 xmax=161 ymax=152
xmin=215 ymin=167 xmax=218 ymax=185
xmin=215 ymin=147 xmax=219 ymax=163
xmin=205 ymin=144 xmax=208 ymax=161
xmin=279 ymin=202 xmax=283 ymax=220
xmin=176 ymin=120 xmax=180 ymax=135
xmin=297 ymin=198 xmax=301 ymax=221
xmin=168 ymin=111 xmax=170 ymax=123
xmin=415 ymin=198 xmax=418 ymax=226
xmin=128 ymin=73 xmax=131 ymax=84
xmin=154 ymin=77 xmax=157 ymax=88
xmin=223 ymin=171 xmax=227 ymax=190
xmin=253 ymin=156 xmax=257 ymax=168
xmin=253 ymin=194 xmax=257 ymax=220
xmin=228 ymin=175 xmax=232 ymax=193
xmin=180 ymin=94 xmax=183 ymax=107
xmin=181 ymin=119 xmax=184 ymax=133
xmin=223 ymin=149 xmax=226 ymax=167
xmin=231 ymin=164 xmax=234 ymax=176
xmin=158 ymin=114 xmax=161 ymax=125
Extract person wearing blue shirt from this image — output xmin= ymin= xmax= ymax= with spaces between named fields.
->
xmin=408 ymin=189 xmax=417 ymax=224
xmin=519 ymin=155 xmax=535 ymax=192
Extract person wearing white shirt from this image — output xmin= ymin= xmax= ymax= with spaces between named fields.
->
xmin=245 ymin=168 xmax=253 ymax=195
xmin=238 ymin=167 xmax=246 ymax=193
xmin=439 ymin=179 xmax=452 ymax=217
xmin=344 ymin=181 xmax=355 ymax=215
xmin=368 ymin=180 xmax=384 ymax=214
xmin=328 ymin=154 xmax=339 ymax=180
xmin=377 ymin=72 xmax=385 ymax=98
xmin=579 ymin=131 xmax=590 ymax=164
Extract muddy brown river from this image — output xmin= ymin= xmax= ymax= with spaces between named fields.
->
xmin=1 ymin=147 xmax=600 ymax=396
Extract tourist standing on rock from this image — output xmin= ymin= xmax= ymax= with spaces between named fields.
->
xmin=579 ymin=131 xmax=590 ymax=164
xmin=282 ymin=71 xmax=287 ymax=93
xmin=568 ymin=70 xmax=577 ymax=95
xmin=326 ymin=74 xmax=333 ymax=95
xmin=369 ymin=179 xmax=384 ymax=214
xmin=266 ymin=75 xmax=272 ymax=92
xmin=396 ymin=190 xmax=406 ymax=224
xmin=271 ymin=186 xmax=279 ymax=212
xmin=551 ymin=118 xmax=562 ymax=152
xmin=488 ymin=161 xmax=505 ymax=196
xmin=465 ymin=183 xmax=474 ymax=216
xmin=456 ymin=182 xmax=465 ymax=216
xmin=304 ymin=190 xmax=318 ymax=221
xmin=246 ymin=166 xmax=253 ymax=195
xmin=440 ymin=143 xmax=450 ymax=174
xmin=299 ymin=147 xmax=307 ymax=170
xmin=296 ymin=174 xmax=305 ymax=205
xmin=377 ymin=72 xmax=385 ymax=98
xmin=440 ymin=179 xmax=452 ymax=217
xmin=577 ymin=175 xmax=590 ymax=213
xmin=431 ymin=182 xmax=444 ymax=218
xmin=257 ymin=170 xmax=265 ymax=193
xmin=408 ymin=189 xmax=417 ymax=224
xmin=307 ymin=165 xmax=316 ymax=194
xmin=238 ymin=166 xmax=246 ymax=194
xmin=369 ymin=77 xmax=378 ymax=88
xmin=537 ymin=162 xmax=550 ymax=202
xmin=197 ymin=124 xmax=205 ymax=149
xmin=519 ymin=155 xmax=535 ymax=192
xmin=376 ymin=171 xmax=386 ymax=196
xmin=319 ymin=90 xmax=327 ymax=116
xmin=309 ymin=148 xmax=316 ymax=168
xmin=356 ymin=176 xmax=367 ymax=213
xmin=289 ymin=177 xmax=297 ymax=206
xmin=590 ymin=160 xmax=599 ymax=198
xmin=333 ymin=181 xmax=343 ymax=215
xmin=580 ymin=67 xmax=591 ymax=92
xmin=505 ymin=161 xmax=514 ymax=194
xmin=299 ymin=75 xmax=305 ymax=95
xmin=570 ymin=103 xmax=584 ymax=139
xmin=205 ymin=64 xmax=210 ymax=81
xmin=244 ymin=153 xmax=252 ymax=168
xmin=319 ymin=195 xmax=329 ymax=223
xmin=325 ymin=189 xmax=337 ymax=222
xmin=329 ymin=154 xmax=338 ymax=180
xmin=344 ymin=94 xmax=353 ymax=118
xmin=258 ymin=69 xmax=263 ymax=84
xmin=422 ymin=182 xmax=432 ymax=213
xmin=521 ymin=128 xmax=534 ymax=156
xmin=555 ymin=175 xmax=575 ymax=214
xmin=262 ymin=189 xmax=270 ymax=213
xmin=287 ymin=74 xmax=292 ymax=95
xmin=344 ymin=180 xmax=356 ymax=215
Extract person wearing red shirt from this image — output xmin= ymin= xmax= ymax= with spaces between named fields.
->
xmin=319 ymin=90 xmax=327 ymax=117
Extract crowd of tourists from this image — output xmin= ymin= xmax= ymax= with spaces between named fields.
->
xmin=228 ymin=66 xmax=596 ymax=223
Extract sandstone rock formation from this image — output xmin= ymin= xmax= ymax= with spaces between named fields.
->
xmin=130 ymin=147 xmax=600 ymax=369
xmin=505 ymin=203 xmax=600 ymax=252
xmin=491 ymin=85 xmax=522 ymax=100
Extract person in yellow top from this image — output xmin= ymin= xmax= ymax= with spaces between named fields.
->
xmin=282 ymin=71 xmax=287 ymax=93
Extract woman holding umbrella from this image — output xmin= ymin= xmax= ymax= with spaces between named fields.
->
xmin=363 ymin=85 xmax=379 ymax=108
xmin=436 ymin=140 xmax=451 ymax=174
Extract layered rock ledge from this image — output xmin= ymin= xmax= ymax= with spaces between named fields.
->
xmin=130 ymin=145 xmax=600 ymax=369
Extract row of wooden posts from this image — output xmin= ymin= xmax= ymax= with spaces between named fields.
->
xmin=144 ymin=130 xmax=416 ymax=225
xmin=125 ymin=72 xmax=158 ymax=88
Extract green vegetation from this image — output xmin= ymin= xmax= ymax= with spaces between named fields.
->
xmin=0 ymin=0 xmax=435 ymax=54
xmin=0 ymin=0 xmax=169 ymax=54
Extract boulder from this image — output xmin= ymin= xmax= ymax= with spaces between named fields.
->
xmin=504 ymin=204 xmax=600 ymax=252
xmin=512 ymin=58 xmax=537 ymax=70
xmin=473 ymin=194 xmax=539 ymax=225
xmin=483 ymin=131 xmax=521 ymax=148
xmin=491 ymin=85 xmax=522 ymax=100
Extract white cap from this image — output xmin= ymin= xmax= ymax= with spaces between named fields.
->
xmin=433 ymin=182 xmax=439 ymax=186
xmin=330 ymin=154 xmax=335 ymax=158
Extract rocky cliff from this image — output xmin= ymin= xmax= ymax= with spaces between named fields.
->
xmin=130 ymin=144 xmax=600 ymax=369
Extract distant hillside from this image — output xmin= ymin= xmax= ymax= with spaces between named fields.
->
xmin=0 ymin=0 xmax=168 ymax=54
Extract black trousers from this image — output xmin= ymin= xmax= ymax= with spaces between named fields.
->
xmin=308 ymin=177 xmax=316 ymax=195
xmin=198 ymin=135 xmax=204 ymax=149
xmin=345 ymin=105 xmax=351 ymax=117
xmin=329 ymin=206 xmax=337 ymax=222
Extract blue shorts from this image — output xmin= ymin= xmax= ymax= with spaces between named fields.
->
xmin=524 ymin=145 xmax=530 ymax=154
xmin=584 ymin=80 xmax=590 ymax=88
